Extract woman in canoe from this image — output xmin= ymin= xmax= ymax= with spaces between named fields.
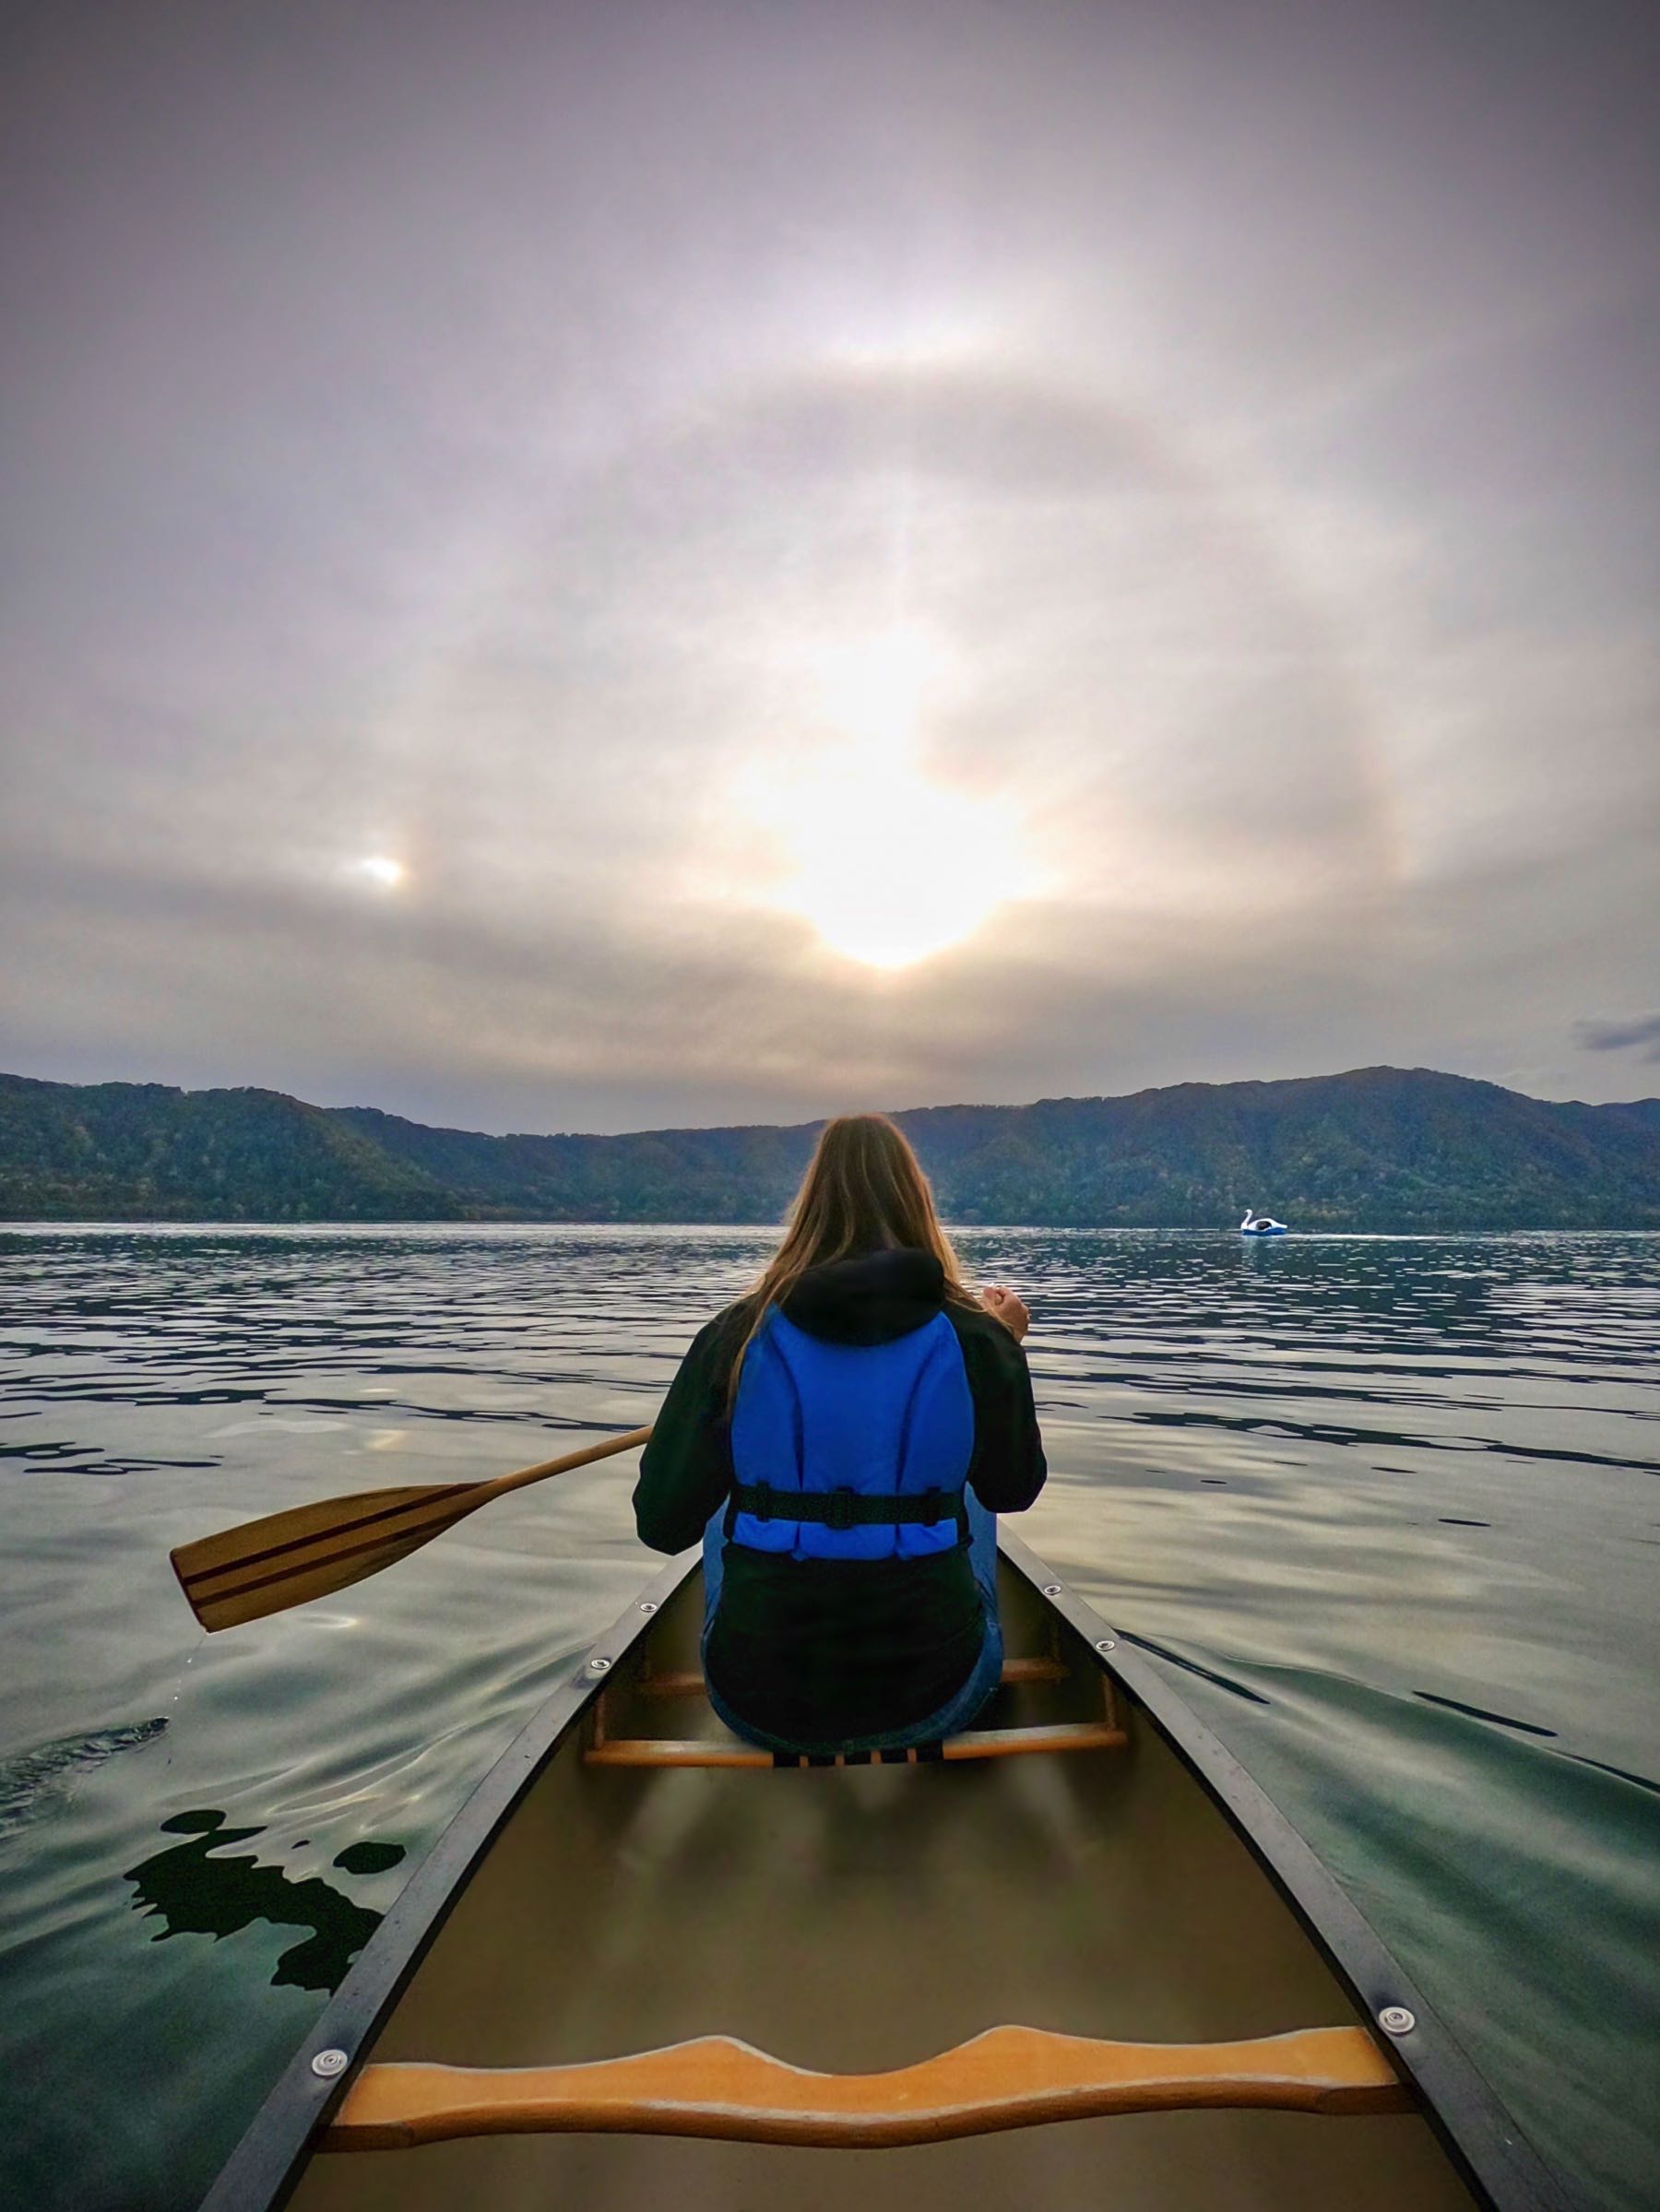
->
xmin=634 ymin=1114 xmax=1046 ymax=1756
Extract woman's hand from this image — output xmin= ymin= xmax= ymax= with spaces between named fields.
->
xmin=978 ymin=1284 xmax=1030 ymax=1343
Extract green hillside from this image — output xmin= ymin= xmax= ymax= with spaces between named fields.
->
xmin=2 ymin=1067 xmax=1656 ymax=1228
xmin=0 ymin=1080 xmax=459 ymax=1222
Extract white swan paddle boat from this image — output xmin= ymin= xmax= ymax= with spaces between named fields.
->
xmin=1239 ymin=1212 xmax=1288 ymax=1237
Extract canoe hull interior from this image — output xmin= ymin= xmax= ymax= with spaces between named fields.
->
xmin=279 ymin=1554 xmax=1481 ymax=2212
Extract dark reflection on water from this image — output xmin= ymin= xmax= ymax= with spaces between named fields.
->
xmin=124 ymin=1812 xmax=405 ymax=1993
xmin=0 ymin=1224 xmax=1656 ymax=2211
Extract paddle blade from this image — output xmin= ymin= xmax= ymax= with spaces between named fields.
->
xmin=171 ymin=1480 xmax=482 ymax=1633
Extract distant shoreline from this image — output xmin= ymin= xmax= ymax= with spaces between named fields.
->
xmin=4 ymin=1063 xmax=1657 ymax=1232
xmin=6 ymin=1220 xmax=1659 ymax=1238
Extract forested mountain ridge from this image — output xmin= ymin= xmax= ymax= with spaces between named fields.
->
xmin=2 ymin=1066 xmax=1657 ymax=1228
xmin=0 ymin=1078 xmax=460 ymax=1222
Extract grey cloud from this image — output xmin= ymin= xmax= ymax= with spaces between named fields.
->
xmin=1576 ymin=1014 xmax=1660 ymax=1059
xmin=3 ymin=0 xmax=1657 ymax=1130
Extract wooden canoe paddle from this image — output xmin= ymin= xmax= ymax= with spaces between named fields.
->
xmin=170 ymin=1425 xmax=654 ymax=1634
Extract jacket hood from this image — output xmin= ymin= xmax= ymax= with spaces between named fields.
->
xmin=779 ymin=1247 xmax=946 ymax=1346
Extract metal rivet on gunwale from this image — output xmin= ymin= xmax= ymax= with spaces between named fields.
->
xmin=1095 ymin=1638 xmax=1117 ymax=1653
xmin=588 ymin=1656 xmax=612 ymax=1673
xmin=311 ymin=2049 xmax=349 ymax=2079
xmin=1042 ymin=1582 xmax=1063 ymax=1597
xmin=638 ymin=1601 xmax=658 ymax=1614
xmin=1378 ymin=2006 xmax=1416 ymax=2036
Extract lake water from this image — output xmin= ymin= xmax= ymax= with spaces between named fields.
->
xmin=1 ymin=1225 xmax=1656 ymax=2211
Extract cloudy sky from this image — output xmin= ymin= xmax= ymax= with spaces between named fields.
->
xmin=3 ymin=0 xmax=1656 ymax=1132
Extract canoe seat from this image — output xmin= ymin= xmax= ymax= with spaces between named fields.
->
xmin=584 ymin=1721 xmax=1127 ymax=1768
xmin=585 ymin=1654 xmax=1125 ymax=1768
xmin=321 ymin=2023 xmax=1412 ymax=2153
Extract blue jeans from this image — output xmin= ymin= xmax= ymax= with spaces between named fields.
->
xmin=700 ymin=1491 xmax=1004 ymax=1757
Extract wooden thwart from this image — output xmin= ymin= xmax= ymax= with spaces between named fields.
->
xmin=585 ymin=1720 xmax=1128 ymax=1768
xmin=592 ymin=1649 xmax=1120 ymax=1766
xmin=323 ymin=2023 xmax=1412 ymax=2152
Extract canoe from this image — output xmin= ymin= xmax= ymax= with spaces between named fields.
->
xmin=200 ymin=1533 xmax=1566 ymax=2212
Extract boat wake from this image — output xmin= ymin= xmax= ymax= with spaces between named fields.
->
xmin=0 ymin=1718 xmax=169 ymax=1843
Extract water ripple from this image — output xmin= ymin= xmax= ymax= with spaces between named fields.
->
xmin=1 ymin=1224 xmax=1656 ymax=2211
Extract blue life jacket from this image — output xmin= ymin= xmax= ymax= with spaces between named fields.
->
xmin=727 ymin=1306 xmax=974 ymax=1561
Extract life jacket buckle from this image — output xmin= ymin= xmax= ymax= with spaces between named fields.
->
xmin=918 ymin=1487 xmax=945 ymax=1525
xmin=751 ymin=1480 xmax=775 ymax=1524
xmin=826 ymin=1486 xmax=856 ymax=1533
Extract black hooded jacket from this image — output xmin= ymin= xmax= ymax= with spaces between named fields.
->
xmin=634 ymin=1248 xmax=1046 ymax=1744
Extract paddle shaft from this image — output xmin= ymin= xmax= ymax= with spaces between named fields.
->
xmin=354 ymin=1421 xmax=658 ymax=1548
xmin=474 ymin=1425 xmax=655 ymax=1506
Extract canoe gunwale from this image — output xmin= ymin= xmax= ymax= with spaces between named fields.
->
xmin=196 ymin=1547 xmax=703 ymax=2212
xmin=995 ymin=1533 xmax=1570 ymax=2212
xmin=196 ymin=1536 xmax=1571 ymax=2212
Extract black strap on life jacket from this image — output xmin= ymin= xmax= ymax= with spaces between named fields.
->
xmin=732 ymin=1482 xmax=956 ymax=1532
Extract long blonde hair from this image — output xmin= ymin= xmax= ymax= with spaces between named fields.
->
xmin=729 ymin=1115 xmax=972 ymax=1396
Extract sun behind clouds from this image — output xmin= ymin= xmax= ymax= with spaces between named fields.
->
xmin=729 ymin=631 xmax=1038 ymax=969
xmin=353 ymin=856 xmax=407 ymax=890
